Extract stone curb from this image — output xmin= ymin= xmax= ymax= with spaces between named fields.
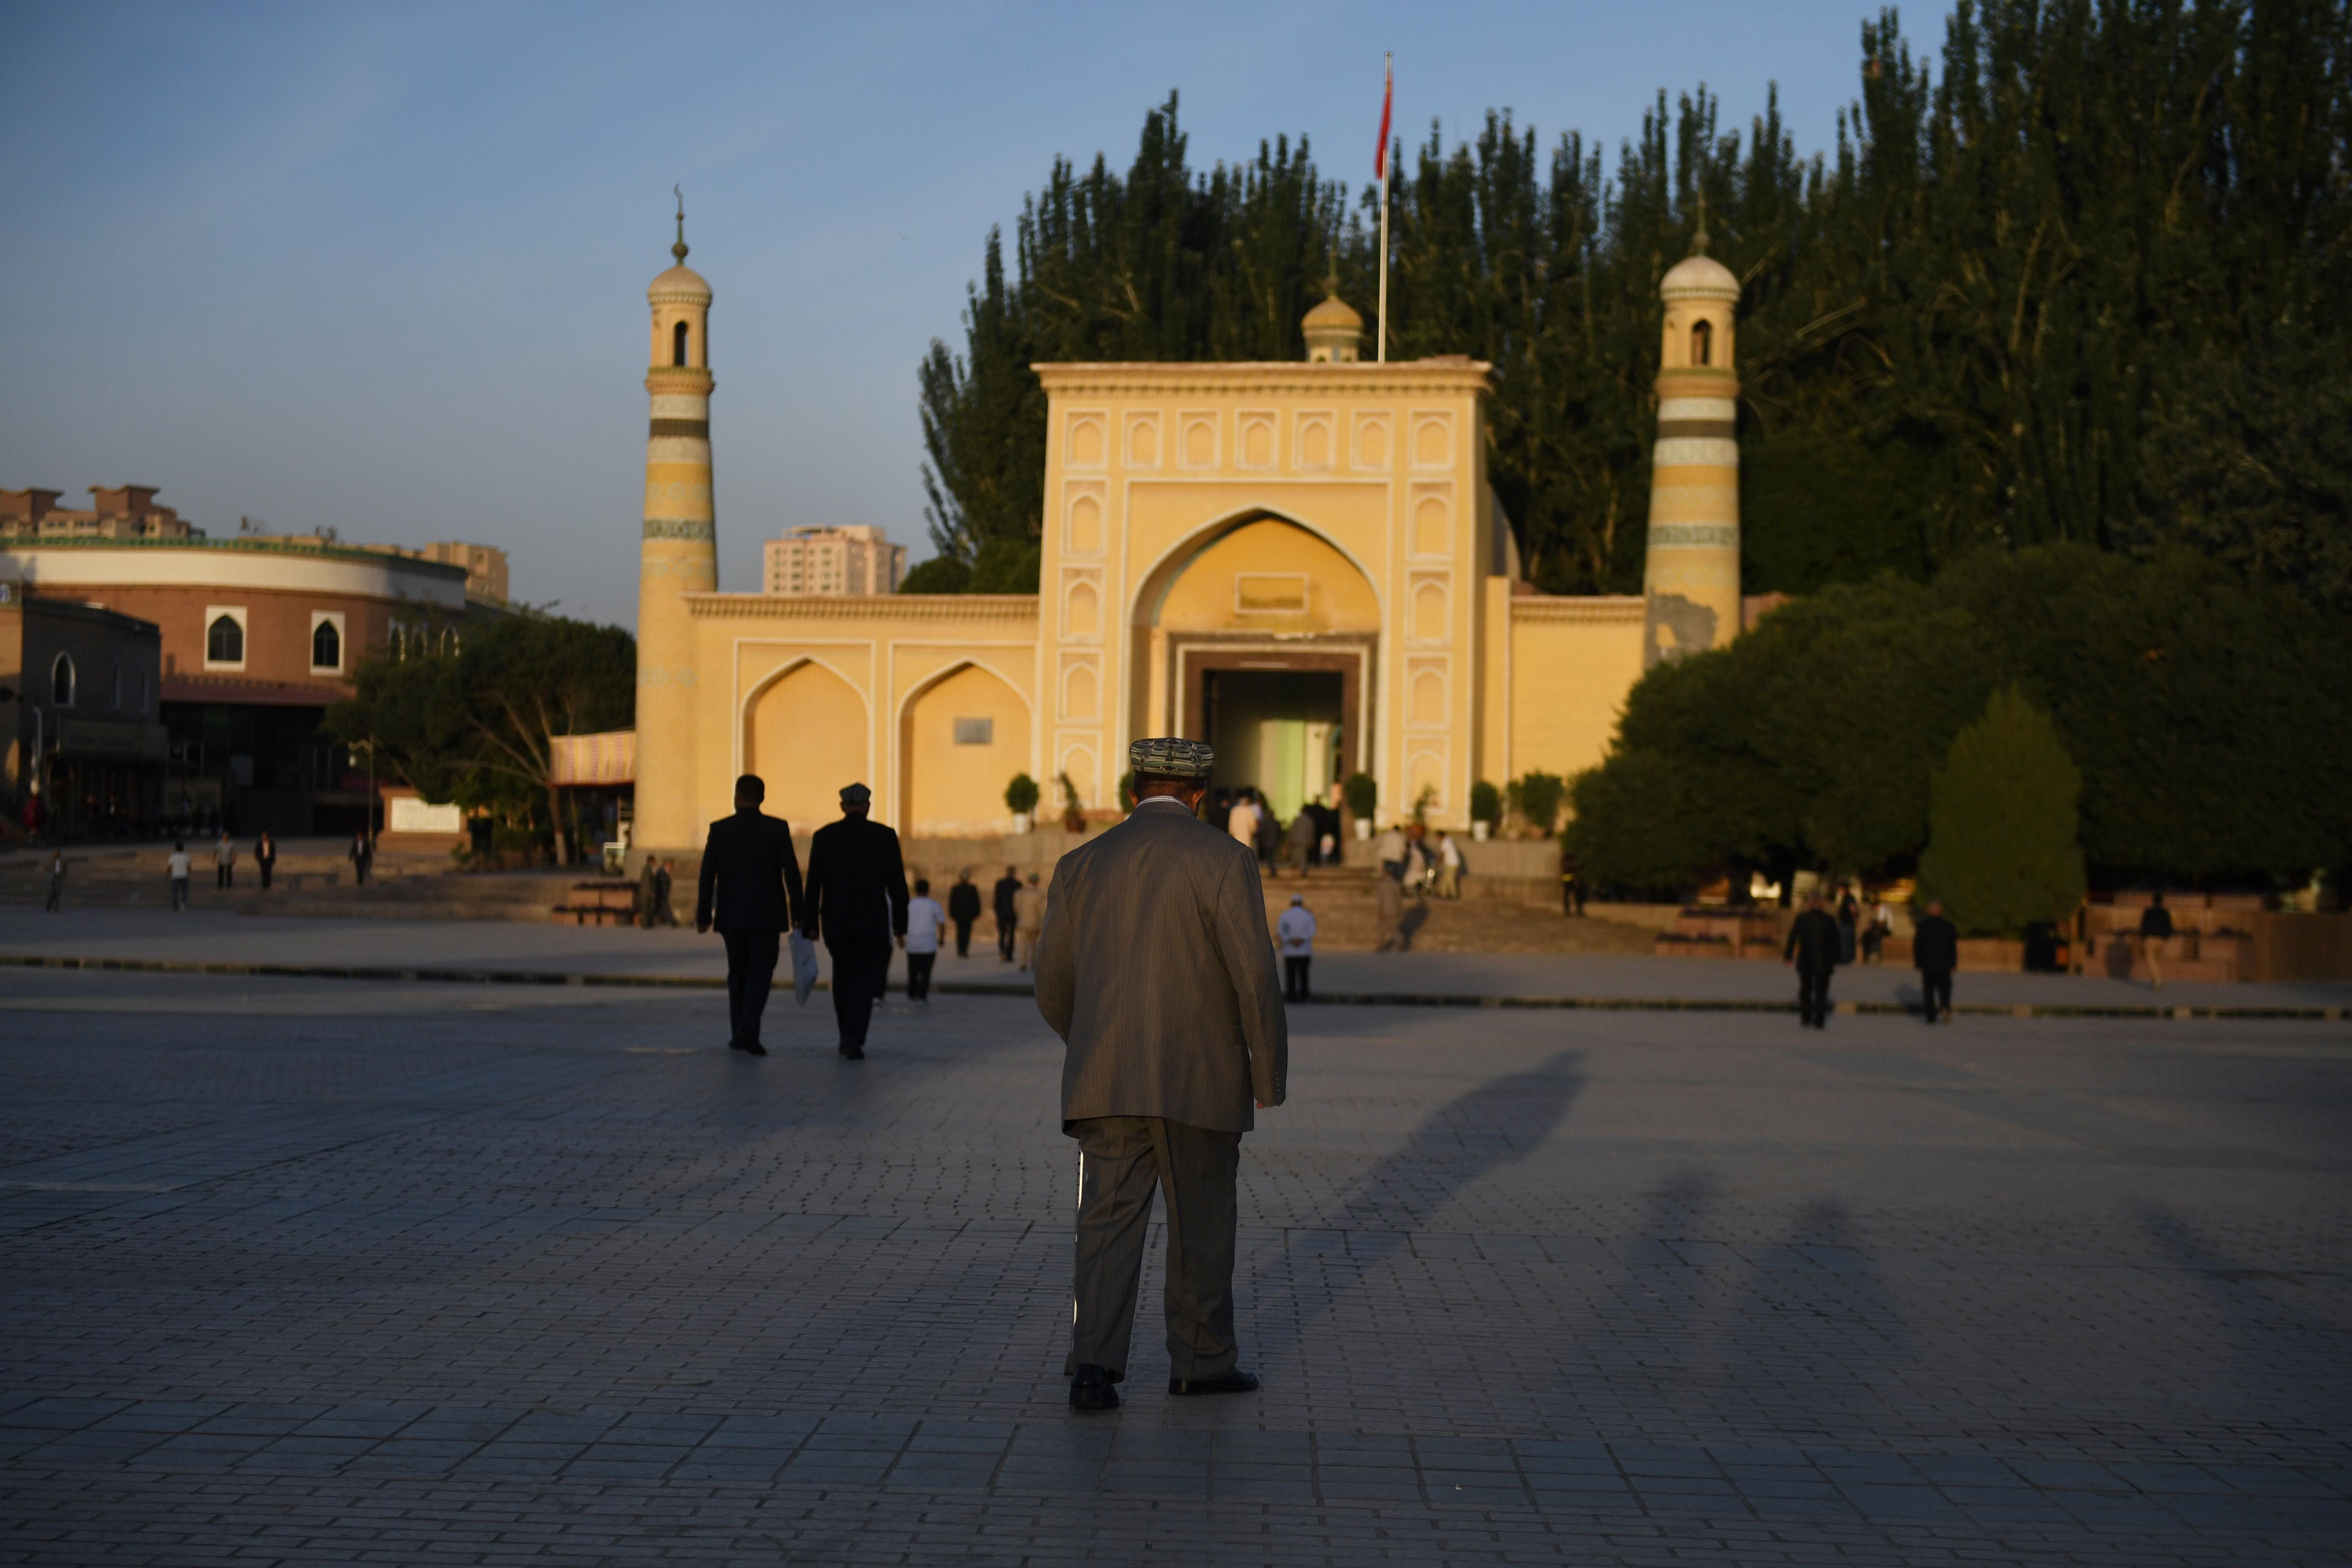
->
xmin=1 ymin=953 xmax=2343 ymax=1021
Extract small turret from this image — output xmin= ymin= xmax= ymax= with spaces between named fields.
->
xmin=1302 ymin=282 xmax=1364 ymax=363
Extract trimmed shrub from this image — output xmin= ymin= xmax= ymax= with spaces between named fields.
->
xmin=1916 ymin=688 xmax=2087 ymax=936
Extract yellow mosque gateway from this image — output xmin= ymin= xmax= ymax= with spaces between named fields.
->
xmin=629 ymin=229 xmax=1745 ymax=854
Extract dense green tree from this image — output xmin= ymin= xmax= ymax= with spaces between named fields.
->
xmin=919 ymin=2 xmax=2352 ymax=605
xmin=1916 ymin=688 xmax=2088 ymax=934
xmin=1565 ymin=547 xmax=2352 ymax=891
xmin=326 ymin=612 xmax=634 ymax=862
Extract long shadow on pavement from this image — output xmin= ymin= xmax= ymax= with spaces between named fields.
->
xmin=1241 ymin=1048 xmax=1585 ymax=1369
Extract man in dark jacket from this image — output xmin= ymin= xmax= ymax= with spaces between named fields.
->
xmin=1913 ymin=898 xmax=1960 ymax=1024
xmin=2138 ymin=892 xmax=2175 ymax=991
xmin=1783 ymin=893 xmax=1842 ymax=1028
xmin=801 ymin=782 xmax=909 ymax=1059
xmin=993 ymin=864 xmax=1023 ymax=963
xmin=947 ymin=871 xmax=983 ymax=958
xmin=696 ymin=773 xmax=805 ymax=1056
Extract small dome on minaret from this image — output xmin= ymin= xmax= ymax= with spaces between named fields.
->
xmin=1302 ymin=282 xmax=1363 ymax=362
xmin=649 ymin=189 xmax=711 ymax=304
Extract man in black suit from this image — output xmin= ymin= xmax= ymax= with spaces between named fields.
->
xmin=696 ymin=773 xmax=805 ymax=1056
xmin=801 ymin=782 xmax=909 ymax=1059
xmin=947 ymin=871 xmax=983 ymax=958
xmin=1913 ymin=898 xmax=1960 ymax=1024
xmin=1783 ymin=893 xmax=1842 ymax=1028
xmin=992 ymin=864 xmax=1022 ymax=963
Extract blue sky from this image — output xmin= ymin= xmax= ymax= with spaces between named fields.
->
xmin=0 ymin=1 xmax=1935 ymax=629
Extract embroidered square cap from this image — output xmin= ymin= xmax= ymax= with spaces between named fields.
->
xmin=1129 ymin=736 xmax=1214 ymax=781
xmin=839 ymin=782 xmax=872 ymax=806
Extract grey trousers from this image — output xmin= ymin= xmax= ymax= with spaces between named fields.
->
xmin=1065 ymin=1115 xmax=1242 ymax=1381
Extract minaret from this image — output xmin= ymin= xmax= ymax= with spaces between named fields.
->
xmin=635 ymin=191 xmax=716 ymax=850
xmin=1641 ymin=210 xmax=1743 ymax=667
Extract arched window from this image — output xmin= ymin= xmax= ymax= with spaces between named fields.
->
xmin=312 ymin=618 xmax=341 ymax=670
xmin=207 ymin=613 xmax=244 ymax=664
xmin=672 ymin=320 xmax=689 ymax=366
xmin=1690 ymin=318 xmax=1713 ymax=367
xmin=50 ymin=653 xmax=74 ymax=708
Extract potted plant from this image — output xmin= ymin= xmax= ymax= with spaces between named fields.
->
xmin=1342 ymin=771 xmax=1377 ymax=839
xmin=1510 ymin=770 xmax=1565 ymax=838
xmin=1056 ymin=771 xmax=1086 ymax=833
xmin=1469 ymin=779 xmax=1501 ymax=841
xmin=1004 ymin=772 xmax=1040 ymax=834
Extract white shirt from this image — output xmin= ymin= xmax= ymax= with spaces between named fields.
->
xmin=1374 ymin=828 xmax=1407 ymax=863
xmin=904 ymin=896 xmax=946 ymax=954
xmin=166 ymin=852 xmax=191 ymax=879
xmin=1277 ymin=905 xmax=1317 ymax=954
xmin=1227 ymin=798 xmax=1259 ymax=845
xmin=1439 ymin=837 xmax=1462 ymax=868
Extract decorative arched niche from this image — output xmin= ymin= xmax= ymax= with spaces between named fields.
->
xmin=744 ymin=659 xmax=868 ymax=830
xmin=898 ymin=661 xmax=1031 ymax=836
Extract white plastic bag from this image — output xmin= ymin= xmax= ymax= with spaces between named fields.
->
xmin=789 ymin=930 xmax=819 ymax=1004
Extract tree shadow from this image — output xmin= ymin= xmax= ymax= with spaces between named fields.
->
xmin=1242 ymin=1049 xmax=1585 ymax=1367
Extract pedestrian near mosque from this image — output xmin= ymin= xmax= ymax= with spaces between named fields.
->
xmin=947 ymin=871 xmax=982 ymax=958
xmin=44 ymin=849 xmax=66 ymax=912
xmin=904 ymin=879 xmax=945 ymax=1002
xmin=254 ymin=831 xmax=277 ymax=891
xmin=637 ymin=852 xmax=662 ymax=927
xmin=1784 ymin=893 xmax=1842 ymax=1028
xmin=801 ymin=783 xmax=909 ymax=1059
xmin=1013 ymin=874 xmax=1044 ymax=970
xmin=1034 ymin=736 xmax=1287 ymax=1411
xmin=1226 ymin=789 xmax=1260 ymax=857
xmin=993 ymin=865 xmax=1022 ymax=963
xmin=2138 ymin=892 xmax=2174 ymax=990
xmin=652 ymin=859 xmax=678 ymax=926
xmin=214 ymin=831 xmax=236 ymax=890
xmin=348 ymin=832 xmax=372 ymax=887
xmin=1435 ymin=831 xmax=1463 ymax=899
xmin=1277 ymin=893 xmax=1316 ymax=1001
xmin=166 ymin=842 xmax=191 ymax=912
xmin=1914 ymin=898 xmax=1959 ymax=1024
xmin=695 ymin=773 xmax=804 ymax=1057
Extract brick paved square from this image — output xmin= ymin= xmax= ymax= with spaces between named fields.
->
xmin=1 ymin=958 xmax=2348 ymax=1563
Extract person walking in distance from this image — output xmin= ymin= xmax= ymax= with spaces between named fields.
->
xmin=348 ymin=832 xmax=372 ymax=887
xmin=44 ymin=848 xmax=66 ymax=912
xmin=695 ymin=773 xmax=804 ymax=1057
xmin=993 ymin=864 xmax=1022 ymax=964
xmin=1277 ymin=892 xmax=1317 ymax=1002
xmin=214 ymin=830 xmax=236 ymax=890
xmin=2138 ymin=892 xmax=2174 ymax=990
xmin=1035 ymin=736 xmax=1287 ymax=1411
xmin=947 ymin=871 xmax=982 ymax=958
xmin=1913 ymin=898 xmax=1959 ymax=1024
xmin=636 ymin=852 xmax=662 ymax=928
xmin=904 ymin=878 xmax=946 ymax=1003
xmin=1013 ymin=874 xmax=1044 ymax=971
xmin=166 ymin=841 xmax=191 ymax=912
xmin=800 ymin=783 xmax=909 ymax=1059
xmin=1784 ymin=893 xmax=1842 ymax=1028
xmin=1435 ymin=831 xmax=1463 ymax=899
xmin=1372 ymin=823 xmax=1409 ymax=952
xmin=1225 ymin=789 xmax=1260 ymax=860
xmin=254 ymin=831 xmax=276 ymax=892
xmin=651 ymin=859 xmax=678 ymax=927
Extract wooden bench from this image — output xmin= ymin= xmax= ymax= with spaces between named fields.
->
xmin=555 ymin=879 xmax=637 ymax=926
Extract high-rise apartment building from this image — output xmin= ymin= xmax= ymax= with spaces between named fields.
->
xmin=762 ymin=525 xmax=905 ymax=596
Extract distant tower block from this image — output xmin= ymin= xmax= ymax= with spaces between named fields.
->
xmin=1641 ymin=220 xmax=1742 ymax=667
xmin=635 ymin=192 xmax=718 ymax=850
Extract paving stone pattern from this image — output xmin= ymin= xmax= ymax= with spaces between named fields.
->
xmin=2 ymin=968 xmax=2349 ymax=1564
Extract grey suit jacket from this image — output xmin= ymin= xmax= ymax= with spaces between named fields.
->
xmin=1034 ymin=803 xmax=1288 ymax=1133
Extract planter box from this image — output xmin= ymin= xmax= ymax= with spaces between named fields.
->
xmin=1956 ymin=938 xmax=2024 ymax=972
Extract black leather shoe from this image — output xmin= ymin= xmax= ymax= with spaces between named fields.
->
xmin=1168 ymin=1369 xmax=1259 ymax=1396
xmin=839 ymin=1044 xmax=864 ymax=1059
xmin=1069 ymin=1364 xmax=1120 ymax=1410
xmin=739 ymin=1040 xmax=768 ymax=1056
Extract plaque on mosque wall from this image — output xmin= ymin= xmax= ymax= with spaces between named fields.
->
xmin=952 ymin=717 xmax=994 ymax=746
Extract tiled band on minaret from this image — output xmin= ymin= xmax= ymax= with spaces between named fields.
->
xmin=1641 ymin=227 xmax=1743 ymax=668
xmin=635 ymin=199 xmax=717 ymax=850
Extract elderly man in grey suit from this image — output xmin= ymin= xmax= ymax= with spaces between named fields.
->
xmin=1034 ymin=736 xmax=1288 ymax=1411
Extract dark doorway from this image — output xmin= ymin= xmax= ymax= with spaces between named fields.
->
xmin=1203 ymin=670 xmax=1342 ymax=820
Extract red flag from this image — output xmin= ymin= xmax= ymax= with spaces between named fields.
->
xmin=1374 ymin=57 xmax=1393 ymax=181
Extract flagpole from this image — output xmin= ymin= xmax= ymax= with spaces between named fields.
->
xmin=1377 ymin=52 xmax=1391 ymax=364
